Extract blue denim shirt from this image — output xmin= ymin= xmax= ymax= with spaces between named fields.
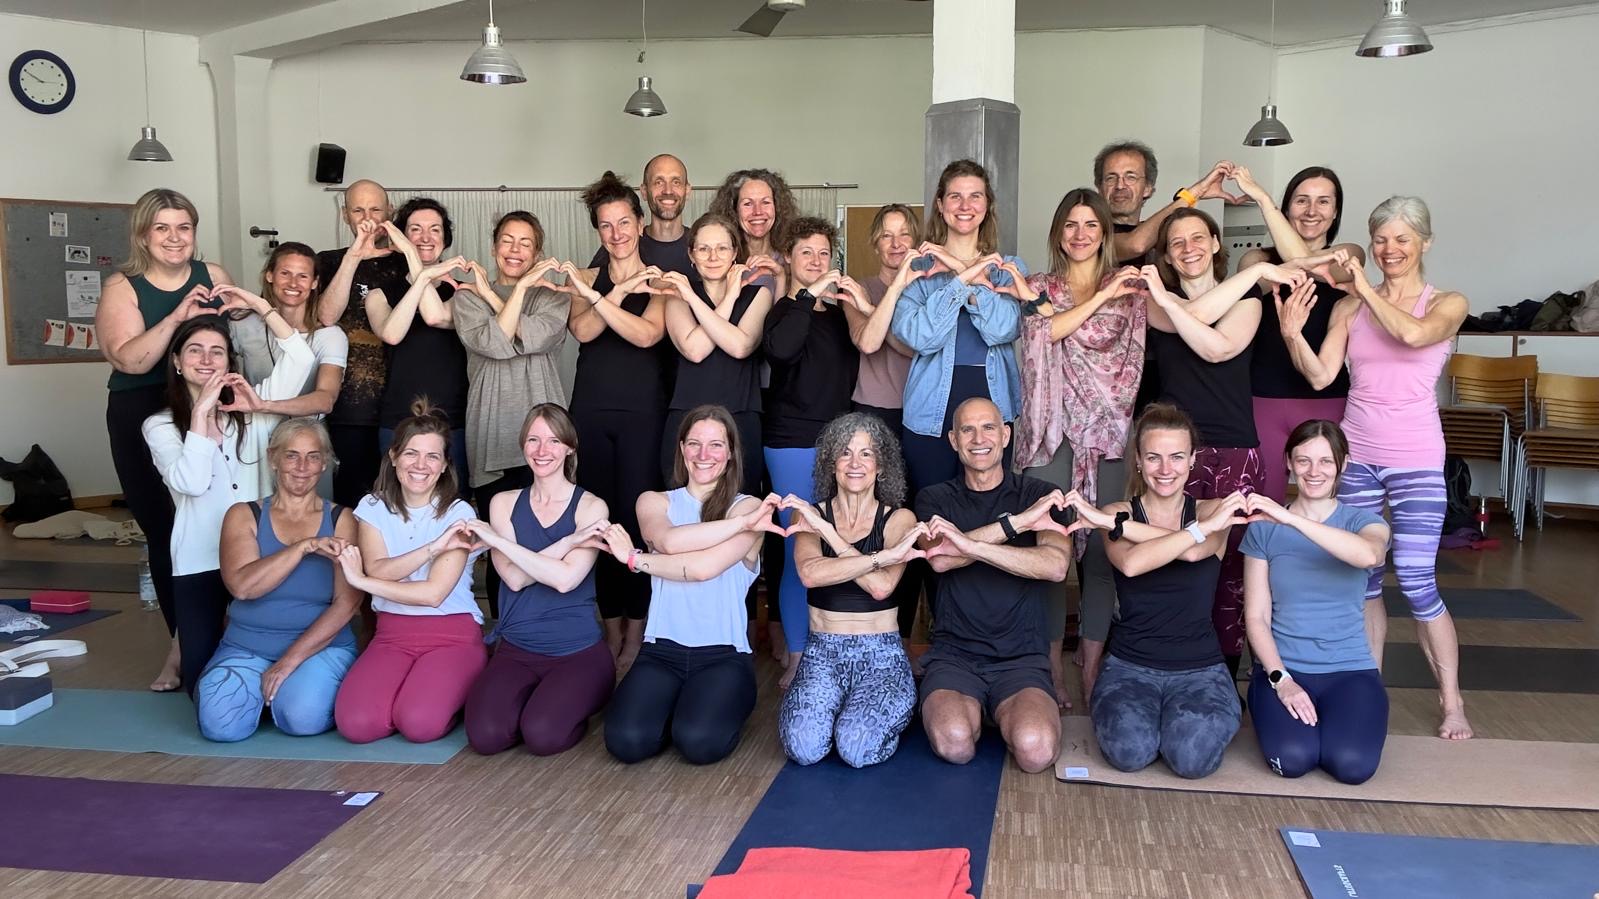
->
xmin=890 ymin=256 xmax=1026 ymax=437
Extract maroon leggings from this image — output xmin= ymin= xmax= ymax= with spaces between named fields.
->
xmin=1184 ymin=445 xmax=1263 ymax=661
xmin=464 ymin=638 xmax=615 ymax=756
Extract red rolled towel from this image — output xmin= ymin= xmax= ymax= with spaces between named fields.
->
xmin=698 ymin=847 xmax=974 ymax=899
xmin=29 ymin=591 xmax=90 ymax=614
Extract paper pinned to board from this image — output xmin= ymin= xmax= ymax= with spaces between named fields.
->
xmin=66 ymin=271 xmax=100 ymax=318
xmin=42 ymin=319 xmax=67 ymax=347
xmin=48 ymin=212 xmax=68 ymax=238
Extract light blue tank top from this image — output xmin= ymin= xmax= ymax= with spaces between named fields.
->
xmin=642 ymin=488 xmax=759 ymax=653
xmin=223 ymin=497 xmax=356 ymax=659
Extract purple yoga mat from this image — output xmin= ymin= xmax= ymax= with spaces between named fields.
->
xmin=0 ymin=773 xmax=377 ymax=883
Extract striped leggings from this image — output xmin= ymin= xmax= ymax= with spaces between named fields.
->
xmin=1337 ymin=462 xmax=1447 ymax=621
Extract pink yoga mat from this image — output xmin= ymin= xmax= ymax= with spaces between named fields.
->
xmin=0 ymin=773 xmax=377 ymax=883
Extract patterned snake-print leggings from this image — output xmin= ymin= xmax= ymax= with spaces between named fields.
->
xmin=778 ymin=632 xmax=916 ymax=768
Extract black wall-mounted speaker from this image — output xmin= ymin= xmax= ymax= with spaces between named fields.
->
xmin=314 ymin=143 xmax=347 ymax=185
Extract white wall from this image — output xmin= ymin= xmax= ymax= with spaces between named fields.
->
xmin=0 ymin=14 xmax=219 ymax=503
xmin=1275 ymin=9 xmax=1599 ymax=309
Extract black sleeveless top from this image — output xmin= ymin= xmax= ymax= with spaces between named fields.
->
xmin=807 ymin=500 xmax=895 ymax=614
xmin=570 ymin=266 xmax=672 ymax=414
xmin=1250 ymin=248 xmax=1352 ymax=399
xmin=1107 ymin=495 xmax=1224 ymax=671
xmin=1152 ymin=285 xmax=1260 ymax=448
xmin=380 ymin=281 xmax=470 ymax=429
xmin=669 ymin=283 xmax=763 ymax=414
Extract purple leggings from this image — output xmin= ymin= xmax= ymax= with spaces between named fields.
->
xmin=1338 ymin=462 xmax=1447 ymax=621
xmin=464 ymin=638 xmax=615 ymax=756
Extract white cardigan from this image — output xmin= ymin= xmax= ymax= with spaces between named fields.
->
xmin=142 ymin=333 xmax=315 ymax=576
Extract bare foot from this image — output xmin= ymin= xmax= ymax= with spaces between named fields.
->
xmin=1439 ymin=706 xmax=1474 ymax=740
xmin=149 ymin=640 xmax=181 ymax=692
xmin=1050 ymin=655 xmax=1072 ymax=710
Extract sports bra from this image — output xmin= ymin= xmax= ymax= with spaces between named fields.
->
xmin=807 ymin=500 xmax=896 ymax=615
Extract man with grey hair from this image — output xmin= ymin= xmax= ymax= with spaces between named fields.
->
xmin=1094 ymin=141 xmax=1243 ymax=266
xmin=315 ymin=179 xmax=411 ymax=506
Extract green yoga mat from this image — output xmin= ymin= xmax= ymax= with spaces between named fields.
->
xmin=0 ymin=689 xmax=467 ymax=764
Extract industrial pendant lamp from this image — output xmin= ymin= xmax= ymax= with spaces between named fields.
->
xmin=461 ymin=0 xmax=526 ymax=84
xmin=1356 ymin=0 xmax=1433 ymax=58
xmin=128 ymin=27 xmax=172 ymax=161
xmin=1243 ymin=0 xmax=1292 ymax=147
xmin=623 ymin=0 xmax=667 ymax=117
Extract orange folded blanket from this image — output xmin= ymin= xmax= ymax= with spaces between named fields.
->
xmin=698 ymin=847 xmax=973 ymax=899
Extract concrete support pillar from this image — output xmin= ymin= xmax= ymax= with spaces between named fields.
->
xmin=925 ymin=0 xmax=1019 ymax=256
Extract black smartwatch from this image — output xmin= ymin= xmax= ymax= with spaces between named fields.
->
xmin=998 ymin=514 xmax=1018 ymax=541
xmin=1107 ymin=511 xmax=1131 ymax=542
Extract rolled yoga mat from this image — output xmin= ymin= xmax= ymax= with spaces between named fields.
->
xmin=698 ymin=724 xmax=1006 ymax=897
xmin=1279 ymin=827 xmax=1599 ymax=899
xmin=0 ymin=688 xmax=467 ymax=765
xmin=0 ymin=773 xmax=377 ymax=883
xmin=1055 ymin=716 xmax=1599 ymax=811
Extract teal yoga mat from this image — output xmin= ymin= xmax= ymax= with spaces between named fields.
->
xmin=0 ymin=688 xmax=466 ymax=764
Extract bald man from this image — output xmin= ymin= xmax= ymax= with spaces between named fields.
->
xmin=589 ymin=154 xmax=697 ymax=279
xmin=316 ymin=179 xmax=412 ymax=506
xmin=915 ymin=397 xmax=1072 ymax=773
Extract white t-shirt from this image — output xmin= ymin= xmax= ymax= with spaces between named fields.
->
xmin=354 ymin=494 xmax=483 ymax=622
xmin=268 ymin=326 xmax=348 ymax=420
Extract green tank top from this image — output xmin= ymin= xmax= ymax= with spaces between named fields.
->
xmin=106 ymin=260 xmax=212 ymax=392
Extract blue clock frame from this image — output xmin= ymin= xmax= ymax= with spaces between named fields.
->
xmin=10 ymin=50 xmax=76 ymax=115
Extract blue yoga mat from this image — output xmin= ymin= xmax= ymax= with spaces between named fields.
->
xmin=0 ymin=688 xmax=466 ymax=764
xmin=694 ymin=724 xmax=1005 ymax=897
xmin=1382 ymin=586 xmax=1579 ymax=621
xmin=1281 ymin=827 xmax=1599 ymax=899
xmin=1 ymin=598 xmax=120 ymax=642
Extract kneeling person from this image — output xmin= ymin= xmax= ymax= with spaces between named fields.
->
xmin=200 ymin=420 xmax=358 ymax=742
xmin=916 ymin=398 xmax=1071 ymax=774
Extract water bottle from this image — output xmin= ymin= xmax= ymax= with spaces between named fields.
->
xmin=138 ymin=546 xmax=159 ymax=612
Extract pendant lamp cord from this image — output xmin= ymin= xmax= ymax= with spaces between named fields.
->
xmin=1266 ymin=0 xmax=1276 ymax=102
xmin=141 ymin=28 xmax=152 ymax=125
xmin=488 ymin=0 xmax=496 ymax=27
xmin=638 ymin=0 xmax=648 ymax=65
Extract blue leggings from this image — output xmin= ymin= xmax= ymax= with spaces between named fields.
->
xmin=1338 ymin=462 xmax=1447 ymax=621
xmin=195 ymin=641 xmax=356 ymax=742
xmin=778 ymin=632 xmax=916 ymax=768
xmin=1248 ymin=666 xmax=1388 ymax=785
xmin=763 ymin=446 xmax=815 ymax=653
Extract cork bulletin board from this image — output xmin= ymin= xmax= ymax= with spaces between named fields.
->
xmin=1 ymin=198 xmax=131 ymax=364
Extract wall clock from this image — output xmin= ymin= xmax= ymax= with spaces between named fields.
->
xmin=10 ymin=50 xmax=76 ymax=115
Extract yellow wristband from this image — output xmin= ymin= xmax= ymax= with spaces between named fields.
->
xmin=1175 ymin=188 xmax=1198 ymax=207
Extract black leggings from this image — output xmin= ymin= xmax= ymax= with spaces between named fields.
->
xmin=329 ymin=423 xmax=381 ymax=508
xmin=475 ymin=465 xmax=534 ymax=620
xmin=174 ymin=569 xmax=231 ymax=698
xmin=575 ymin=408 xmax=663 ymax=621
xmin=107 ymin=384 xmax=177 ymax=634
xmin=1247 ymin=665 xmax=1389 ymax=785
xmin=604 ymin=639 xmax=756 ymax=765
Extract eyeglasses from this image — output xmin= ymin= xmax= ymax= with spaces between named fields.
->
xmin=1100 ymin=174 xmax=1145 ymax=187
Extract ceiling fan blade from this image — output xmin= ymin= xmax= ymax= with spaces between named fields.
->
xmin=736 ymin=6 xmax=787 ymax=37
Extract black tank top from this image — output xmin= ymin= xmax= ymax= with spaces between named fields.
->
xmin=1250 ymin=248 xmax=1352 ymax=399
xmin=1107 ymin=494 xmax=1224 ymax=671
xmin=570 ymin=266 xmax=671 ymax=414
xmin=1153 ymin=285 xmax=1260 ymax=448
xmin=670 ymin=283 xmax=763 ymax=414
xmin=807 ymin=500 xmax=895 ymax=614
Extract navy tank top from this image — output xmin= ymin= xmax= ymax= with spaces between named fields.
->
xmin=493 ymin=487 xmax=602 ymax=656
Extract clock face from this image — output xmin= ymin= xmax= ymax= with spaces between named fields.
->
xmin=10 ymin=51 xmax=76 ymax=114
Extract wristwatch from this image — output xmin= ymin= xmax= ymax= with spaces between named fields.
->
xmin=998 ymin=514 xmax=1018 ymax=541
xmin=1268 ymin=668 xmax=1292 ymax=691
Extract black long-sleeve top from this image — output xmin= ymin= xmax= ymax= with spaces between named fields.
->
xmin=762 ymin=292 xmax=857 ymax=448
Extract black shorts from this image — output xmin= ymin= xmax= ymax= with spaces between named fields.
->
xmin=918 ymin=646 xmax=1053 ymax=721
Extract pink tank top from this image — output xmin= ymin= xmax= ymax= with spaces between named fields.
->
xmin=1340 ymin=285 xmax=1449 ymax=468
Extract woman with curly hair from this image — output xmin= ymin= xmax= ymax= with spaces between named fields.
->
xmin=775 ymin=412 xmax=924 ymax=767
xmin=707 ymin=167 xmax=798 ymax=297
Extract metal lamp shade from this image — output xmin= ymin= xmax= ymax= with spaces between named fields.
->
xmin=127 ymin=125 xmax=173 ymax=162
xmin=1356 ymin=0 xmax=1434 ymax=58
xmin=623 ymin=76 xmax=667 ymax=117
xmin=1243 ymin=104 xmax=1293 ymax=147
xmin=461 ymin=25 xmax=527 ymax=84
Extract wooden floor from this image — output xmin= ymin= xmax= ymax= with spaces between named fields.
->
xmin=2 ymin=512 xmax=1597 ymax=898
